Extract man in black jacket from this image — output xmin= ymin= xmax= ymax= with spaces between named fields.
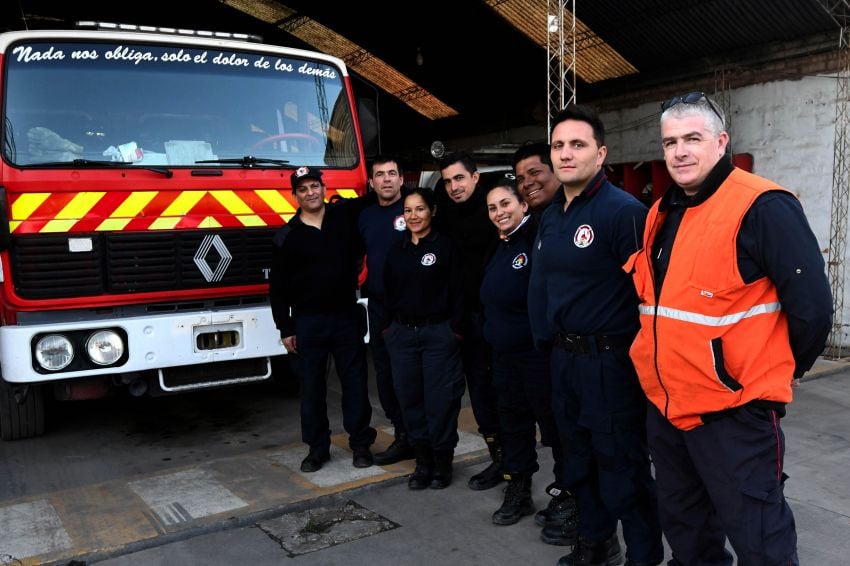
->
xmin=434 ymin=151 xmax=503 ymax=491
xmin=270 ymin=166 xmax=376 ymax=473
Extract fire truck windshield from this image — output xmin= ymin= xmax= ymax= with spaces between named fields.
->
xmin=1 ymin=40 xmax=358 ymax=169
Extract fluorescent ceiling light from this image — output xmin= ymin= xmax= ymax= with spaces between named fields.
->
xmin=484 ymin=0 xmax=638 ymax=83
xmin=221 ymin=0 xmax=458 ymax=120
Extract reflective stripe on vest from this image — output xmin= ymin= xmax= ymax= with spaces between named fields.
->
xmin=638 ymin=301 xmax=782 ymax=326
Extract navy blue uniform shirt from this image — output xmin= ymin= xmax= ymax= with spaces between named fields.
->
xmin=480 ymin=215 xmax=536 ymax=352
xmin=383 ymin=230 xmax=464 ymax=334
xmin=358 ymin=197 xmax=407 ymax=299
xmin=528 ymin=170 xmax=647 ymax=347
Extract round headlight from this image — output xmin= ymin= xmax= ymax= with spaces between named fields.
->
xmin=86 ymin=330 xmax=125 ymax=366
xmin=35 ymin=334 xmax=74 ymax=371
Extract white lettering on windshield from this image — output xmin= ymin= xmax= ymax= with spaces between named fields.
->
xmin=12 ymin=45 xmax=65 ymax=61
xmin=10 ymin=44 xmax=338 ymax=79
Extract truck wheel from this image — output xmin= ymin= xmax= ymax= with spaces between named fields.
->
xmin=0 ymin=379 xmax=46 ymax=440
xmin=270 ymin=355 xmax=300 ymax=398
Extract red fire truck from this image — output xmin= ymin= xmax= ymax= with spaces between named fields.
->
xmin=0 ymin=22 xmax=371 ymax=439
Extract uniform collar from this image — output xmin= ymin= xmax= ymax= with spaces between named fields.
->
xmin=502 ymin=214 xmax=531 ymax=241
xmin=402 ymin=229 xmax=439 ymax=247
xmin=553 ymin=169 xmax=607 ymax=206
xmin=289 ymin=209 xmax=305 ymax=227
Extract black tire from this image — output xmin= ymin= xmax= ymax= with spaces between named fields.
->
xmin=269 ymin=355 xmax=300 ymax=397
xmin=0 ymin=378 xmax=46 ymax=440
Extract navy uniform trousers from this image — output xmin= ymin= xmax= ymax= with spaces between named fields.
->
xmin=647 ymin=402 xmax=799 ymax=566
xmin=492 ymin=347 xmax=564 ymax=480
xmin=366 ymin=297 xmax=406 ymax=434
xmin=292 ymin=306 xmax=376 ymax=451
xmin=551 ymin=342 xmax=663 ymax=564
xmin=384 ymin=320 xmax=465 ymax=451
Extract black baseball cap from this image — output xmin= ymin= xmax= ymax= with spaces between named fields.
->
xmin=290 ymin=166 xmax=323 ymax=188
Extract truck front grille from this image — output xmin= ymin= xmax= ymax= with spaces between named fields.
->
xmin=9 ymin=228 xmax=277 ymax=299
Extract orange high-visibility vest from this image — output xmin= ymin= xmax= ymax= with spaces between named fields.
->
xmin=626 ymin=168 xmax=795 ymax=431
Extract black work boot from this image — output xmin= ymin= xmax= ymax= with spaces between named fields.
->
xmin=535 ymin=483 xmax=576 ymax=527
xmin=373 ymin=431 xmax=415 ymax=465
xmin=408 ymin=444 xmax=433 ymax=490
xmin=430 ymin=449 xmax=454 ymax=489
xmin=299 ymin=447 xmax=330 ymax=473
xmin=467 ymin=435 xmax=504 ymax=491
xmin=540 ymin=494 xmax=578 ymax=546
xmin=491 ymin=472 xmax=535 ymax=525
xmin=556 ymin=534 xmax=623 ymax=566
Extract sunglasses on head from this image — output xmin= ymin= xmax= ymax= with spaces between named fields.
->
xmin=661 ymin=91 xmax=724 ymax=123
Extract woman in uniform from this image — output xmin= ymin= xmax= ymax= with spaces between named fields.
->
xmin=382 ymin=187 xmax=465 ymax=490
xmin=480 ymin=177 xmax=568 ymax=528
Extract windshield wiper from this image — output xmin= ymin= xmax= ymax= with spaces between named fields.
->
xmin=195 ymin=156 xmax=289 ymax=167
xmin=28 ymin=159 xmax=173 ymax=178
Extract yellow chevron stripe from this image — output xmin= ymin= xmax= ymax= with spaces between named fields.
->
xmin=112 ymin=191 xmax=158 ymax=218
xmin=41 ymin=219 xmax=78 ymax=233
xmin=236 ymin=214 xmax=266 ymax=227
xmin=336 ymin=189 xmax=358 ymax=199
xmin=57 ymin=192 xmax=106 ymax=219
xmin=9 ymin=221 xmax=21 ymax=232
xmin=97 ymin=218 xmax=132 ymax=231
xmin=255 ymin=190 xmax=296 ymax=214
xmin=162 ymin=191 xmax=205 ymax=217
xmin=149 ymin=217 xmax=181 ymax=230
xmin=199 ymin=216 xmax=223 ymax=228
xmin=11 ymin=193 xmax=49 ymax=220
xmin=210 ymin=190 xmax=252 ymax=215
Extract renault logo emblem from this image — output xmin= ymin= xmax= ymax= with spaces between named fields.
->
xmin=194 ymin=235 xmax=232 ymax=282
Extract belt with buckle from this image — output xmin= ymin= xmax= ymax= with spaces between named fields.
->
xmin=395 ymin=314 xmax=449 ymax=327
xmin=555 ymin=333 xmax=633 ymax=354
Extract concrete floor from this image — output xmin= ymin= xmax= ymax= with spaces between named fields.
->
xmin=0 ymin=358 xmax=847 ymax=565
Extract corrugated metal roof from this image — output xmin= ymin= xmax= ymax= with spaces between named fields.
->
xmin=576 ymin=0 xmax=836 ymax=73
xmin=484 ymin=0 xmax=639 ymax=83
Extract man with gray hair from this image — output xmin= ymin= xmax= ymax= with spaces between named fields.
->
xmin=626 ymin=92 xmax=832 ymax=565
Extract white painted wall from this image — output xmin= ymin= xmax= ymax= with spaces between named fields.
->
xmin=600 ymin=76 xmax=845 ymax=347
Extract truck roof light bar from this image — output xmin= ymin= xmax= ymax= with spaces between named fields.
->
xmin=74 ymin=21 xmax=263 ymax=43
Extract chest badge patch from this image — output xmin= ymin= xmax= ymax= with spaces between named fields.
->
xmin=393 ymin=215 xmax=407 ymax=231
xmin=574 ymin=224 xmax=594 ymax=248
xmin=512 ymin=252 xmax=528 ymax=270
xmin=421 ymin=252 xmax=436 ymax=266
